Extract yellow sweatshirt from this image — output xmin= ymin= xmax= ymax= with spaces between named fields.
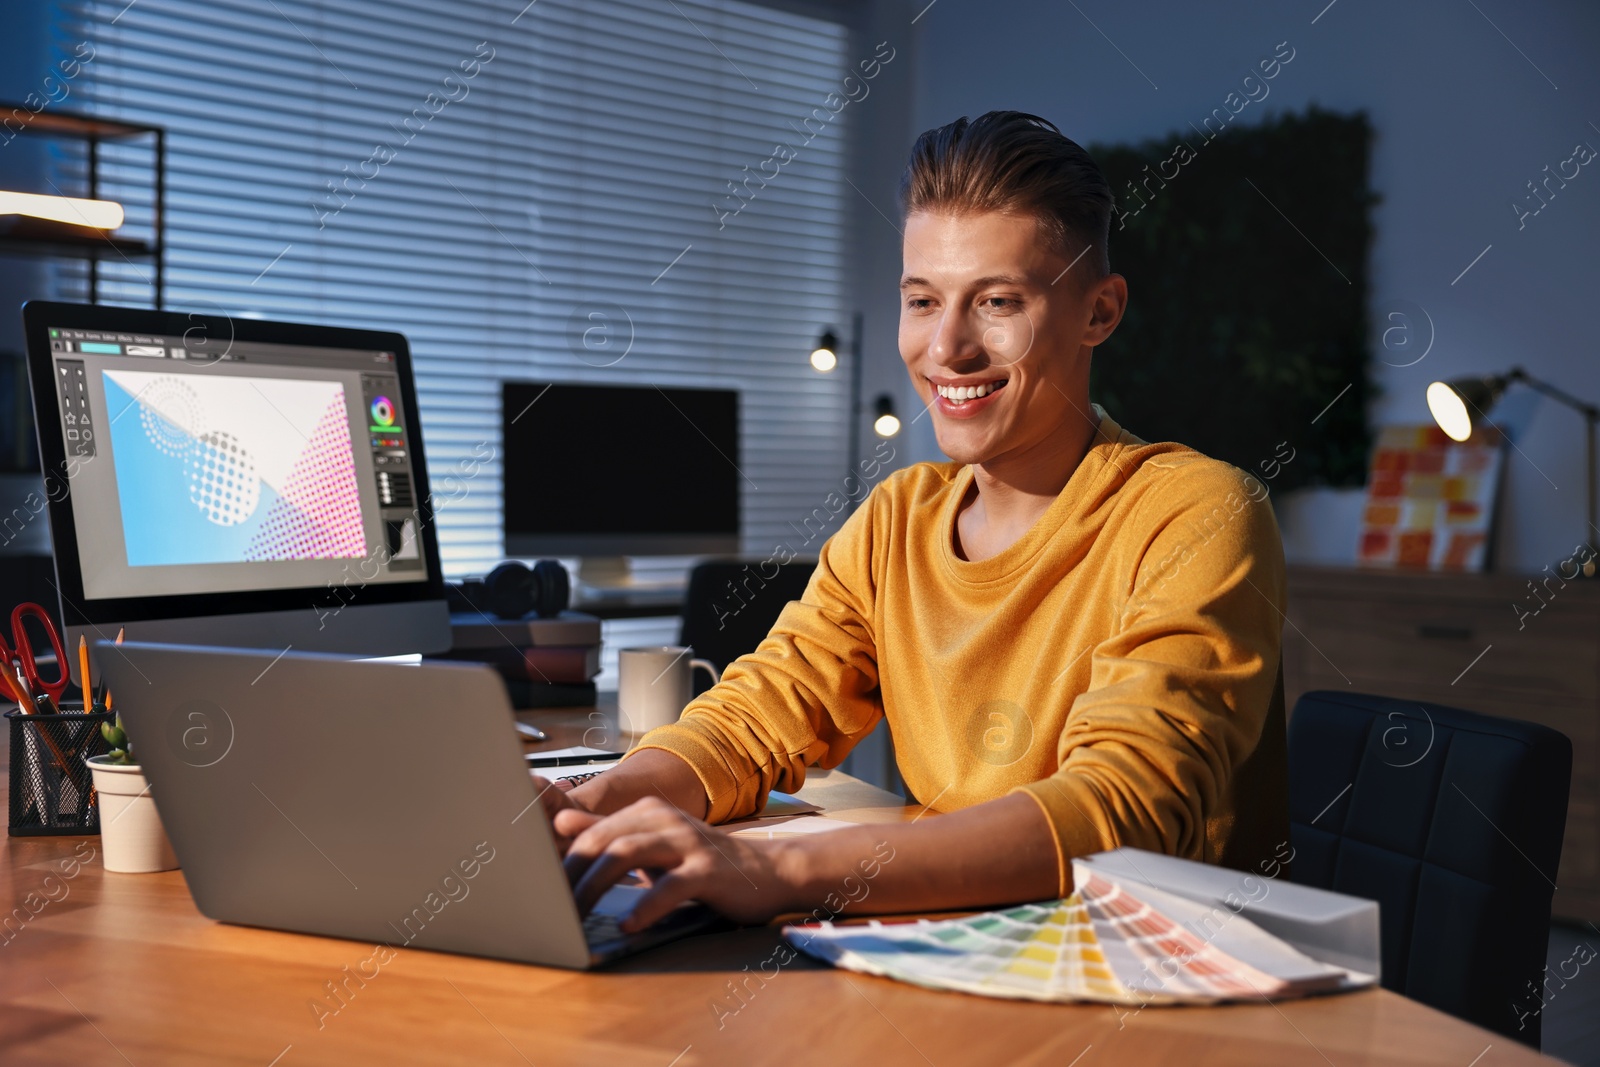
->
xmin=635 ymin=408 xmax=1290 ymax=894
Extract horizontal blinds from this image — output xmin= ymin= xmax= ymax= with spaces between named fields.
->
xmin=56 ymin=0 xmax=853 ymax=577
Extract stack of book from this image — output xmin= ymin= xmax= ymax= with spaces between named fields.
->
xmin=441 ymin=611 xmax=602 ymax=708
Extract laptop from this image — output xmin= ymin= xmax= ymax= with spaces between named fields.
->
xmin=96 ymin=641 xmax=717 ymax=967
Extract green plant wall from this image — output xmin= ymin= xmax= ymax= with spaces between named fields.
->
xmin=1089 ymin=106 xmax=1376 ymax=492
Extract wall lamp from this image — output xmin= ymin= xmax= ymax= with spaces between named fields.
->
xmin=0 ymin=189 xmax=124 ymax=230
xmin=1427 ymin=368 xmax=1599 ymax=573
xmin=810 ymin=316 xmax=894 ymax=479
xmin=810 ymin=329 xmax=839 ymax=373
xmin=873 ymin=395 xmax=900 ymax=437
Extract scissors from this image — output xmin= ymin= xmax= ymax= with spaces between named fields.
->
xmin=0 ymin=602 xmax=70 ymax=709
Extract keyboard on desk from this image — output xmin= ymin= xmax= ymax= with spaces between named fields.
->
xmin=582 ymin=909 xmax=628 ymax=945
xmin=583 ymin=883 xmax=648 ymax=950
xmin=579 ymin=884 xmax=721 ymax=962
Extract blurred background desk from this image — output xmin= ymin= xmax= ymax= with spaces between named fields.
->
xmin=1282 ymin=565 xmax=1600 ymax=923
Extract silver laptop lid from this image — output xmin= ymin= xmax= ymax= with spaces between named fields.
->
xmin=96 ymin=642 xmax=591 ymax=969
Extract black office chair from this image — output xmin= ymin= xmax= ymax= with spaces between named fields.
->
xmin=1287 ymin=690 xmax=1571 ymax=1047
xmin=679 ymin=559 xmax=816 ymax=696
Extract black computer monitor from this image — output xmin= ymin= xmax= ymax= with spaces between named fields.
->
xmin=21 ymin=301 xmax=450 ymax=657
xmin=502 ymin=381 xmax=740 ymax=557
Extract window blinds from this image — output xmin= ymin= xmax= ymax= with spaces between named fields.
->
xmin=55 ymin=0 xmax=854 ymax=577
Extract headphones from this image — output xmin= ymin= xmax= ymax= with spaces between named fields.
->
xmin=449 ymin=559 xmax=571 ymax=620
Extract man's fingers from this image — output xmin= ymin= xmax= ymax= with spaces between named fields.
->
xmin=572 ymin=833 xmax=687 ymax=916
xmin=534 ymin=775 xmax=575 ymax=816
xmin=560 ymin=797 xmax=682 ymax=885
xmin=554 ymin=807 xmax=605 ymax=841
xmin=556 ymin=809 xmax=604 ymax=870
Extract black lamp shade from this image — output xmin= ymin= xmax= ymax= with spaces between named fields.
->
xmin=1443 ymin=375 xmax=1511 ymax=415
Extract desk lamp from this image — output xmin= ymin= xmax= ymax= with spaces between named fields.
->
xmin=1427 ymin=368 xmax=1599 ymax=575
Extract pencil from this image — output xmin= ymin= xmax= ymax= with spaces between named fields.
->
xmin=8 ymin=662 xmax=71 ymax=769
xmin=11 ymin=663 xmax=33 ymax=706
xmin=108 ymin=628 xmax=123 ymax=713
xmin=0 ymin=662 xmax=25 ymax=708
xmin=79 ymin=635 xmax=91 ymax=710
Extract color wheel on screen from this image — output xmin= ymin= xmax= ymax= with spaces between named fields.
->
xmin=370 ymin=396 xmax=395 ymax=426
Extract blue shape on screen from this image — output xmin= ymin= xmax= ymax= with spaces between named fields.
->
xmin=104 ymin=376 xmax=279 ymax=567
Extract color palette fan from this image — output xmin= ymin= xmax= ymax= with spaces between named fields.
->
xmin=786 ymin=857 xmax=1375 ymax=1006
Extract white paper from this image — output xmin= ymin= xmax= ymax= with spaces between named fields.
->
xmin=728 ymin=815 xmax=857 ymax=837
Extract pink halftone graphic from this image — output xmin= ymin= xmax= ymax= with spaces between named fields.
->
xmin=244 ymin=396 xmax=367 ymax=561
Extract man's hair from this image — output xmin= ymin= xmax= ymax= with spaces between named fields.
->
xmin=899 ymin=110 xmax=1112 ymax=278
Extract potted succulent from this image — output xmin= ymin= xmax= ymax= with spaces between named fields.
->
xmin=86 ymin=714 xmax=178 ymax=874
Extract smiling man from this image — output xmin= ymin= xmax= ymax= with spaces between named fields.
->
xmin=547 ymin=111 xmax=1289 ymax=932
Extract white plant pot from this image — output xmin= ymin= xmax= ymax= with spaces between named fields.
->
xmin=87 ymin=756 xmax=179 ymax=874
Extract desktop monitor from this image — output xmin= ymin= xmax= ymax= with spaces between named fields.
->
xmin=502 ymin=381 xmax=740 ymax=558
xmin=21 ymin=301 xmax=450 ymax=657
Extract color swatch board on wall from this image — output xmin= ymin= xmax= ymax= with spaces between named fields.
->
xmin=1356 ymin=424 xmax=1504 ymax=572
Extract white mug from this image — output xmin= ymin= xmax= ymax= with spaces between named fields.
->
xmin=618 ymin=646 xmax=721 ymax=735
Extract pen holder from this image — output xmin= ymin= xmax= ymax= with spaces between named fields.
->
xmin=7 ymin=704 xmax=113 ymax=836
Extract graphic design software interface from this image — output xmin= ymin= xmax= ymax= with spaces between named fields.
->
xmin=48 ymin=326 xmax=428 ymax=600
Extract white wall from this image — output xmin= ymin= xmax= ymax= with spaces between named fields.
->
xmin=905 ymin=0 xmax=1600 ymax=575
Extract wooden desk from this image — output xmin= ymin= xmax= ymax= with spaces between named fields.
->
xmin=1 ymin=705 xmax=1559 ymax=1066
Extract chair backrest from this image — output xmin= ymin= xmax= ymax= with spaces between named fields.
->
xmin=1287 ymin=690 xmax=1571 ymax=1046
xmin=678 ymin=559 xmax=816 ymax=695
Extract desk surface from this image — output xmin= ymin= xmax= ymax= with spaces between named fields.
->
xmin=1 ymin=704 xmax=1559 ymax=1066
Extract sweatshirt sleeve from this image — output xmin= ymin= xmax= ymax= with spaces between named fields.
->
xmin=1013 ymin=461 xmax=1286 ymax=896
xmin=627 ymin=486 xmax=885 ymax=823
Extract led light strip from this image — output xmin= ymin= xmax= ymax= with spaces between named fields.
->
xmin=0 ymin=190 xmax=125 ymax=230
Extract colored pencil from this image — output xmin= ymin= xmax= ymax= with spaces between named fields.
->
xmin=78 ymin=635 xmax=92 ymax=709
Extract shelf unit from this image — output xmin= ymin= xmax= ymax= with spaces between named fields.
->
xmin=0 ymin=106 xmax=165 ymax=307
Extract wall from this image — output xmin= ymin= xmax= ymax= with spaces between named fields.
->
xmin=906 ymin=0 xmax=1600 ymax=575
xmin=0 ymin=4 xmax=58 ymax=551
xmin=0 ymin=3 xmax=54 ymax=354
xmin=842 ymin=0 xmax=923 ymax=485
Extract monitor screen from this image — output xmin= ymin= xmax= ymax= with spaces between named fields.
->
xmin=502 ymin=381 xmax=740 ymax=556
xmin=23 ymin=302 xmax=448 ymax=655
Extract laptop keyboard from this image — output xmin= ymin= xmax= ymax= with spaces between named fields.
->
xmin=584 ymin=883 xmax=654 ymax=946
xmin=582 ymin=885 xmax=720 ymax=962
xmin=582 ymin=909 xmax=627 ymax=945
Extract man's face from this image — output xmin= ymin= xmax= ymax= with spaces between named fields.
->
xmin=898 ymin=210 xmax=1122 ymax=467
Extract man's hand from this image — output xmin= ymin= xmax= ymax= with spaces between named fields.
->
xmin=556 ymin=748 xmax=712 ymax=822
xmin=532 ymin=775 xmax=591 ymax=854
xmin=549 ymin=791 xmax=1060 ymax=935
xmin=532 ymin=748 xmax=710 ymax=858
xmin=555 ymin=797 xmax=800 ymax=931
